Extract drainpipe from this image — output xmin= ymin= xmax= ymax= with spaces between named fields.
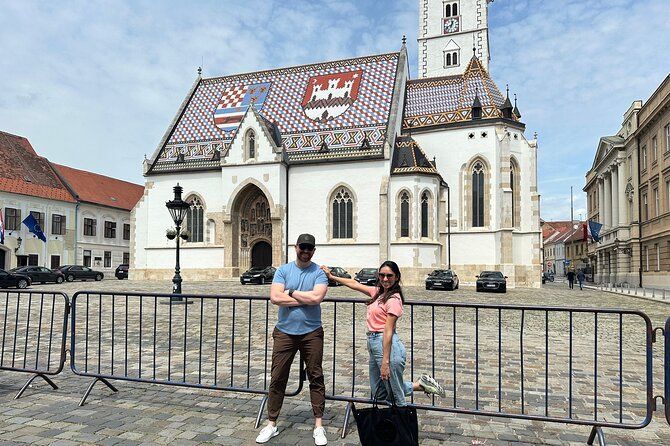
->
xmin=441 ymin=179 xmax=451 ymax=269
xmin=285 ymin=161 xmax=289 ymax=264
xmin=637 ymin=136 xmax=642 ymax=287
xmin=74 ymin=202 xmax=79 ymax=265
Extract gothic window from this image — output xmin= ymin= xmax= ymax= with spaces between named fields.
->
xmin=510 ymin=160 xmax=520 ymax=228
xmin=452 ymin=51 xmax=458 ymax=66
xmin=472 ymin=162 xmax=485 ymax=227
xmin=245 ymin=129 xmax=256 ymax=160
xmin=444 ymin=50 xmax=460 ymax=67
xmin=331 ymin=187 xmax=353 ymax=239
xmin=421 ymin=191 xmax=429 ymax=238
xmin=186 ymin=196 xmax=204 ymax=242
xmin=400 ymin=191 xmax=410 ymax=237
xmin=444 ymin=1 xmax=458 ymax=17
xmin=445 ymin=52 xmax=451 ymax=66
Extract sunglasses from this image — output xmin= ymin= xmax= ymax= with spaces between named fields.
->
xmin=378 ymin=273 xmax=395 ymax=279
xmin=298 ymin=244 xmax=315 ymax=252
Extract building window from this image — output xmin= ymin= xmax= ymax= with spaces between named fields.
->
xmin=104 ymin=251 xmax=112 ymax=268
xmin=642 ymin=145 xmax=647 ymax=170
xmin=123 ymin=223 xmax=131 ymax=241
xmin=655 ymin=243 xmax=660 ymax=271
xmin=654 ymin=187 xmax=659 ymax=217
xmin=4 ymin=208 xmax=20 ymax=230
xmin=50 ymin=255 xmax=60 ymax=269
xmin=123 ymin=252 xmax=130 ymax=265
xmin=643 ymin=193 xmax=648 ymax=220
xmin=652 ymin=136 xmax=658 ymax=162
xmin=51 ymin=214 xmax=66 ymax=235
xmin=30 ymin=211 xmax=45 ymax=231
xmin=644 ymin=246 xmax=649 ymax=271
xmin=332 ymin=187 xmax=353 ymax=239
xmin=28 ymin=254 xmax=38 ymax=266
xmin=421 ymin=192 xmax=429 ymax=238
xmin=444 ymin=51 xmax=459 ymax=67
xmin=104 ymin=221 xmax=117 ymax=238
xmin=665 ymin=124 xmax=670 ymax=153
xmin=186 ymin=196 xmax=204 ymax=242
xmin=444 ymin=1 xmax=458 ymax=17
xmin=400 ymin=191 xmax=410 ymax=237
xmin=245 ymin=129 xmax=256 ymax=160
xmin=510 ymin=161 xmax=520 ymax=228
xmin=628 ymin=155 xmax=632 ymax=177
xmin=84 ymin=218 xmax=96 ymax=236
xmin=83 ymin=250 xmax=92 ymax=267
xmin=472 ymin=161 xmax=485 ymax=227
xmin=666 ymin=180 xmax=670 ymax=214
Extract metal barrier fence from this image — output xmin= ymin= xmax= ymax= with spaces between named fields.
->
xmin=69 ymin=291 xmax=303 ymax=427
xmin=317 ymin=298 xmax=659 ymax=445
xmin=0 ymin=290 xmax=69 ymax=398
xmin=666 ymin=317 xmax=670 ymax=426
xmin=600 ymin=282 xmax=669 ymax=300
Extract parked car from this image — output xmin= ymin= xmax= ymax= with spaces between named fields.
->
xmin=9 ymin=266 xmax=65 ymax=284
xmin=354 ymin=268 xmax=378 ymax=286
xmin=425 ymin=269 xmax=459 ymax=291
xmin=476 ymin=271 xmax=507 ymax=293
xmin=0 ymin=269 xmax=32 ymax=289
xmin=326 ymin=267 xmax=351 ymax=286
xmin=56 ymin=265 xmax=104 ymax=282
xmin=542 ymin=272 xmax=555 ymax=284
xmin=115 ymin=264 xmax=129 ymax=280
xmin=240 ymin=266 xmax=276 ymax=285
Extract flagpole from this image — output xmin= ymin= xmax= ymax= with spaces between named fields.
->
xmin=570 ymin=186 xmax=574 ymax=224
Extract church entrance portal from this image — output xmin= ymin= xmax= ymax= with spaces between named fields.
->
xmin=251 ymin=241 xmax=272 ymax=268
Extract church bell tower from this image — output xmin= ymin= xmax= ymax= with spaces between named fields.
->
xmin=418 ymin=0 xmax=493 ymax=78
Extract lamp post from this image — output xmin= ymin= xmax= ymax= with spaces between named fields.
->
xmin=14 ymin=237 xmax=22 ymax=254
xmin=166 ymin=184 xmax=191 ymax=300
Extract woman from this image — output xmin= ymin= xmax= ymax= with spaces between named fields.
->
xmin=321 ymin=261 xmax=445 ymax=405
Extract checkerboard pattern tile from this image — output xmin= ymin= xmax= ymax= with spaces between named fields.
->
xmin=165 ymin=53 xmax=399 ymax=158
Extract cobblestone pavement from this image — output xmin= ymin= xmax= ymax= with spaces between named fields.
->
xmin=1 ymin=278 xmax=669 ymax=445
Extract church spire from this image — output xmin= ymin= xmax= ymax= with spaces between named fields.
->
xmin=471 ymin=88 xmax=482 ymax=120
xmin=513 ymin=93 xmax=521 ymax=119
xmin=501 ymin=84 xmax=513 ymax=119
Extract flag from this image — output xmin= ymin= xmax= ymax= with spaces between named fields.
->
xmin=587 ymin=220 xmax=602 ymax=243
xmin=0 ymin=210 xmax=4 ymax=244
xmin=22 ymin=214 xmax=47 ymax=242
xmin=213 ymin=82 xmax=272 ymax=134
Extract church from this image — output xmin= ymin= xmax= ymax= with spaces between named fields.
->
xmin=132 ymin=0 xmax=541 ymax=287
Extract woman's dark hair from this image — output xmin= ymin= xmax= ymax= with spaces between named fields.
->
xmin=367 ymin=260 xmax=404 ymax=305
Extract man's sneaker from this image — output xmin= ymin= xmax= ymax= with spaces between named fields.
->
xmin=313 ymin=426 xmax=328 ymax=446
xmin=256 ymin=424 xmax=279 ymax=444
xmin=419 ymin=374 xmax=446 ymax=397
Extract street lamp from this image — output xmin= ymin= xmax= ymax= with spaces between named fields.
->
xmin=166 ymin=183 xmax=191 ymax=300
xmin=14 ymin=237 xmax=22 ymax=253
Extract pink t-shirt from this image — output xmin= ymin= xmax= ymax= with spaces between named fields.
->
xmin=365 ymin=286 xmax=404 ymax=332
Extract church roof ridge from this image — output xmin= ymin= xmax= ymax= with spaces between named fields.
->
xmin=200 ymin=51 xmax=401 ymax=84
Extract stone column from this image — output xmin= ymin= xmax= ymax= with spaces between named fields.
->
xmin=611 ymin=165 xmax=619 ymax=229
xmin=603 ymin=173 xmax=611 ymax=229
xmin=598 ymin=177 xmax=605 ymax=225
xmin=617 ymin=161 xmax=627 ymax=225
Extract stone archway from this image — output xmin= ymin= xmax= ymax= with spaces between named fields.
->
xmin=224 ymin=183 xmax=283 ymax=276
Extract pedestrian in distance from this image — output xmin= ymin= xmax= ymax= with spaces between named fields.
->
xmin=567 ymin=269 xmax=576 ymax=290
xmin=256 ymin=234 xmax=329 ymax=446
xmin=577 ymin=269 xmax=585 ymax=290
xmin=321 ymin=261 xmax=445 ymax=407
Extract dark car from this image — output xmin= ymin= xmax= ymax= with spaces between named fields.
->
xmin=56 ymin=265 xmax=104 ymax=282
xmin=541 ymin=272 xmax=554 ymax=284
xmin=240 ymin=266 xmax=276 ymax=285
xmin=326 ymin=267 xmax=351 ymax=286
xmin=115 ymin=264 xmax=129 ymax=280
xmin=9 ymin=266 xmax=64 ymax=284
xmin=476 ymin=271 xmax=507 ymax=293
xmin=425 ymin=269 xmax=459 ymax=291
xmin=0 ymin=269 xmax=32 ymax=289
xmin=354 ymin=268 xmax=378 ymax=286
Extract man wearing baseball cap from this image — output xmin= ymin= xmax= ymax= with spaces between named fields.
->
xmin=256 ymin=234 xmax=329 ymax=445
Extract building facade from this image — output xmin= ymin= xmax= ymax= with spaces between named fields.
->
xmin=0 ymin=131 xmax=143 ymax=275
xmin=637 ymin=76 xmax=670 ymax=288
xmin=133 ymin=0 xmax=542 ymax=287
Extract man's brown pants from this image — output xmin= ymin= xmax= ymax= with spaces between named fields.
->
xmin=267 ymin=327 xmax=325 ymax=421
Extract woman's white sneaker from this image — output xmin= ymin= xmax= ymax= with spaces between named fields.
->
xmin=256 ymin=424 xmax=279 ymax=444
xmin=313 ymin=426 xmax=328 ymax=445
xmin=419 ymin=374 xmax=446 ymax=397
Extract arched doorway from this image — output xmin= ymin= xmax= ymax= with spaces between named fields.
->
xmin=229 ymin=183 xmax=274 ymax=273
xmin=251 ymin=241 xmax=272 ymax=267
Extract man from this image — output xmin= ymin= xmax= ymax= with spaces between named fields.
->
xmin=566 ymin=269 xmax=575 ymax=290
xmin=256 ymin=234 xmax=329 ymax=445
xmin=577 ymin=269 xmax=585 ymax=290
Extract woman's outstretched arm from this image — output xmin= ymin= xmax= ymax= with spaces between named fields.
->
xmin=320 ymin=266 xmax=372 ymax=296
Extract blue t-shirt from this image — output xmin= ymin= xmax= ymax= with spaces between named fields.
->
xmin=272 ymin=261 xmax=328 ymax=335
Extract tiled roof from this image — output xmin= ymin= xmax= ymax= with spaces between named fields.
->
xmin=403 ymin=56 xmax=512 ymax=130
xmin=150 ymin=52 xmax=401 ymax=172
xmin=391 ymin=136 xmax=439 ymax=175
xmin=0 ymin=131 xmax=76 ymax=202
xmin=53 ymin=164 xmax=144 ymax=211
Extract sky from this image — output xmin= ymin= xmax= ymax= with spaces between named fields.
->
xmin=1 ymin=0 xmax=669 ymax=221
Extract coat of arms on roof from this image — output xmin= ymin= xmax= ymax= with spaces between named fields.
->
xmin=213 ymin=82 xmax=272 ymax=134
xmin=301 ymin=70 xmax=362 ymax=123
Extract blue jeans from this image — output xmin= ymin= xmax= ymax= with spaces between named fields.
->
xmin=367 ymin=332 xmax=413 ymax=406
